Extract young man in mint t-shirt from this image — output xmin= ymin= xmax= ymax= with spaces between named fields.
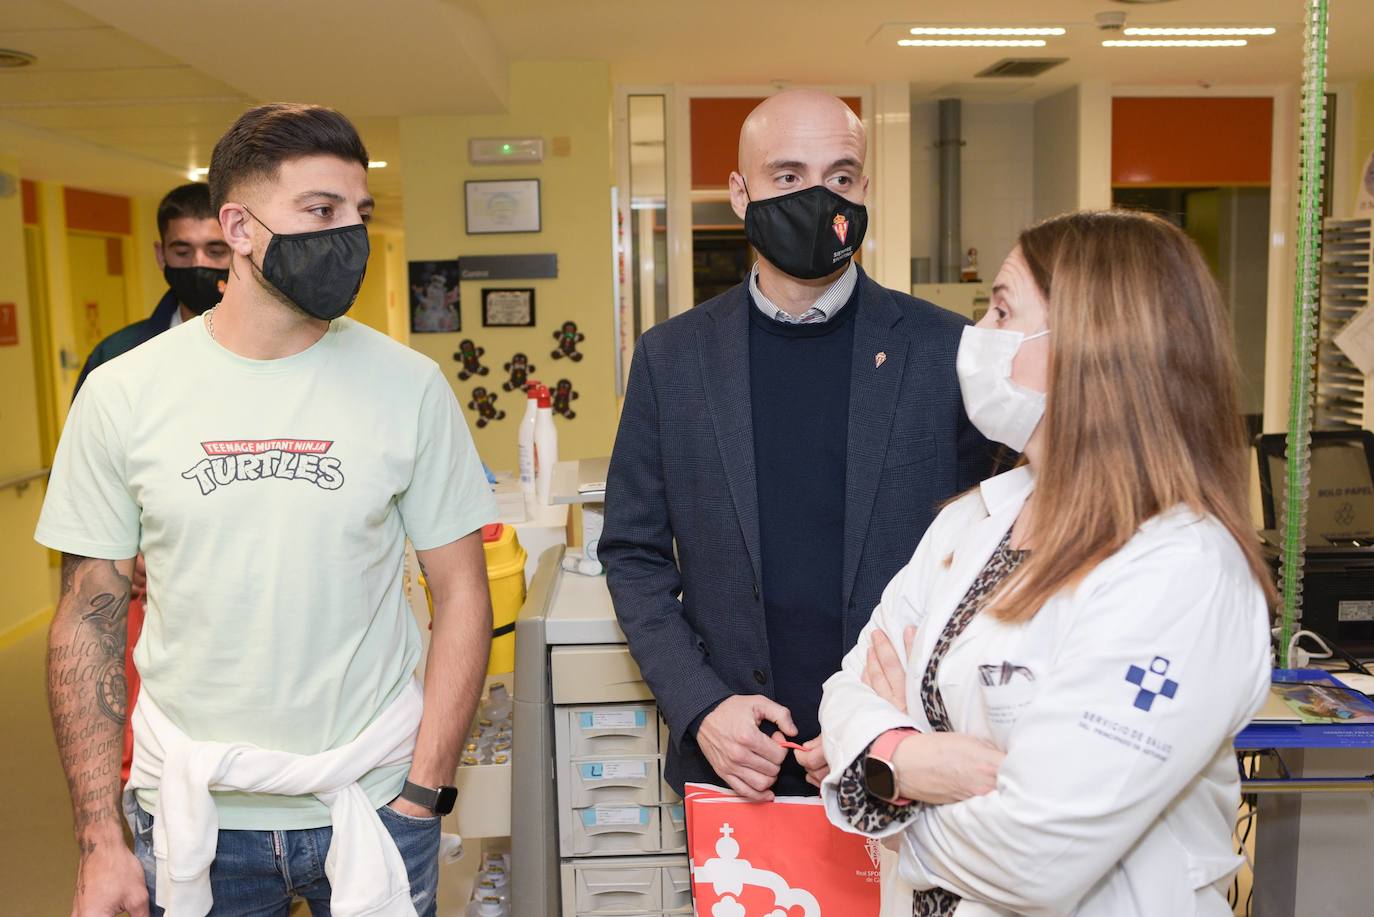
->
xmin=37 ymin=103 xmax=497 ymax=917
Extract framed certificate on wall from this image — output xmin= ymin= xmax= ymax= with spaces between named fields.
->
xmin=465 ymin=179 xmax=541 ymax=234
xmin=481 ymin=288 xmax=536 ymax=327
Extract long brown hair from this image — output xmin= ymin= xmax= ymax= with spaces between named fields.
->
xmin=989 ymin=210 xmax=1276 ymax=621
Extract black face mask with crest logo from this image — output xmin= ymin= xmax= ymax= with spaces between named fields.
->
xmin=744 ymin=184 xmax=867 ymax=280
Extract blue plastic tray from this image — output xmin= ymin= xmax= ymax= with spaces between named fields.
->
xmin=1235 ymin=669 xmax=1374 ymax=749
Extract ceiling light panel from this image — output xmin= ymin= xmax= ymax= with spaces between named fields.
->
xmin=907 ymin=27 xmax=1066 ymax=36
xmin=1123 ymin=27 xmax=1276 ymax=36
xmin=899 ymin=39 xmax=1048 ymax=48
xmin=1102 ymin=39 xmax=1249 ymax=47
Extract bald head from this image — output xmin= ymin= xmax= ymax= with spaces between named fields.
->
xmin=730 ymin=90 xmax=868 ymax=218
xmin=739 ymin=91 xmax=865 ymax=170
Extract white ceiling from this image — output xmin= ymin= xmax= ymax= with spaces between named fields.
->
xmin=1 ymin=0 xmax=1372 ymax=221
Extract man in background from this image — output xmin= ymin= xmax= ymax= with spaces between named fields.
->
xmin=73 ymin=182 xmax=230 ymax=397
xmin=602 ymin=90 xmax=994 ymax=801
xmin=70 ymin=183 xmax=232 ymax=785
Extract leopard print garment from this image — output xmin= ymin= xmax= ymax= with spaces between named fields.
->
xmin=836 ymin=531 xmax=1027 ymax=917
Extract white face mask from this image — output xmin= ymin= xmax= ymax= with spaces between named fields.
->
xmin=956 ymin=325 xmax=1050 ymax=452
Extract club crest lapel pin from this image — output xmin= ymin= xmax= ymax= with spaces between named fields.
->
xmin=875 ymin=351 xmax=887 ymax=369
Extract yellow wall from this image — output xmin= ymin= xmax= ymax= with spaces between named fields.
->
xmin=0 ymin=156 xmax=59 ymax=637
xmin=131 ymin=193 xmax=166 ymax=318
xmin=350 ymin=230 xmax=391 ymax=333
xmin=399 ymin=61 xmax=616 ymax=471
xmin=67 ymin=232 xmax=130 ymax=360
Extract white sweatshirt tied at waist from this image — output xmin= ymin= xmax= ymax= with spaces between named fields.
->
xmin=126 ymin=678 xmax=425 ymax=917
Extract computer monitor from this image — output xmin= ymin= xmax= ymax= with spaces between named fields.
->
xmin=1255 ymin=431 xmax=1374 ymax=547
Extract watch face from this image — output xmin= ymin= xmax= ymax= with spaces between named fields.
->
xmin=435 ymin=785 xmax=459 ymax=815
xmin=863 ymin=756 xmax=896 ymax=801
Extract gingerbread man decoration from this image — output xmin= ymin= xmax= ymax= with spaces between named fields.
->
xmin=552 ymin=378 xmax=579 ymax=420
xmin=454 ymin=339 xmax=489 ymax=381
xmin=502 ymin=353 xmax=536 ymax=392
xmin=551 ymin=321 xmax=585 ymax=362
xmin=467 ymin=387 xmax=506 ymax=428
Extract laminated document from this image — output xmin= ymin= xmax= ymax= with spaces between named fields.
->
xmin=1333 ymin=304 xmax=1374 ymax=375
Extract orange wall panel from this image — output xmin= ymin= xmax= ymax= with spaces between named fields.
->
xmin=64 ymin=187 xmax=132 ymax=235
xmin=1112 ymin=97 xmax=1272 ymax=187
xmin=690 ymin=96 xmax=863 ymax=190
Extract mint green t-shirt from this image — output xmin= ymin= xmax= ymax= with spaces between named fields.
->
xmin=36 ymin=316 xmax=497 ymax=829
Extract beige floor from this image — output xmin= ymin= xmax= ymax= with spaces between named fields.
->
xmin=0 ymin=620 xmax=81 ymax=915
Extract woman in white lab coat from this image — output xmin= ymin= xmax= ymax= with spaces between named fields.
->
xmin=818 ymin=210 xmax=1275 ymax=917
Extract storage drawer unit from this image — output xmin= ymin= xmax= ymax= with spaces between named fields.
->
xmin=561 ymin=856 xmax=692 ymax=916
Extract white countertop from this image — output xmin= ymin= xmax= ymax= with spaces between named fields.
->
xmin=544 ymin=565 xmax=625 ymax=646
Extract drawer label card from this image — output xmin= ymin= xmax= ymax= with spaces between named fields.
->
xmin=580 ymin=761 xmax=648 ymax=781
xmin=580 ymin=710 xmax=647 ymax=730
xmin=582 ymin=805 xmax=649 ymax=827
xmin=603 ymin=761 xmax=649 ymax=779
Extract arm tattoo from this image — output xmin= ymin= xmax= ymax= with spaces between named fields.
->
xmin=48 ymin=554 xmax=131 ymax=837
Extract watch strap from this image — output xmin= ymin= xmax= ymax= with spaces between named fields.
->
xmin=868 ymin=728 xmax=918 ymax=805
xmin=401 ymin=779 xmax=443 ymax=812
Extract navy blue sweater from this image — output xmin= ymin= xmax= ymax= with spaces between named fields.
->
xmin=748 ymin=289 xmax=859 ymax=795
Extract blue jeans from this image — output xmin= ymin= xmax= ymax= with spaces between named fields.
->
xmin=130 ymin=800 xmax=440 ymax=916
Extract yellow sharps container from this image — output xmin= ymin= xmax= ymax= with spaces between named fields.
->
xmin=481 ymin=523 xmax=527 ymax=675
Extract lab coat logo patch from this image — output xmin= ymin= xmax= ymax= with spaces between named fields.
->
xmin=1125 ymin=656 xmax=1178 ymax=712
xmin=832 ymin=213 xmax=849 ymax=245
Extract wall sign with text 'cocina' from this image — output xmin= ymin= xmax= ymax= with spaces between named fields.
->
xmin=0 ymin=303 xmax=17 ymax=346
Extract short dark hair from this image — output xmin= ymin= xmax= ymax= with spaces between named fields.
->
xmin=157 ymin=183 xmax=215 ymax=240
xmin=208 ymin=103 xmax=369 ymax=209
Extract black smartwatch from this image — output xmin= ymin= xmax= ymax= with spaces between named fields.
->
xmin=400 ymin=779 xmax=458 ymax=815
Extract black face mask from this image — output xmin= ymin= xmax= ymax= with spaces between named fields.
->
xmin=744 ymin=184 xmax=868 ymax=281
xmin=163 ymin=265 xmax=228 ymax=315
xmin=245 ymin=209 xmax=370 ymax=320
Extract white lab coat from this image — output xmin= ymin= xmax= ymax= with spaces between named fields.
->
xmin=819 ymin=467 xmax=1271 ymax=917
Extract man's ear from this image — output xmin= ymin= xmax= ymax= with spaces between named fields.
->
xmin=220 ymin=203 xmax=254 ymax=258
xmin=729 ymin=171 xmax=749 ymax=222
xmin=153 ymin=240 xmax=166 ymax=271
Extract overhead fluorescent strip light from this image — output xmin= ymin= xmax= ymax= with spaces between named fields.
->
xmin=1123 ymin=27 xmax=1276 ymax=36
xmin=899 ymin=39 xmax=1048 ymax=48
xmin=1102 ymin=39 xmax=1249 ymax=47
xmin=908 ymin=27 xmax=1066 ymax=36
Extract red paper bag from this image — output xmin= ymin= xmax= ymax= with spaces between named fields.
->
xmin=685 ymin=783 xmax=882 ymax=917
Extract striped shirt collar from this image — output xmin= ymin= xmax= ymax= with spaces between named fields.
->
xmin=748 ymin=261 xmax=858 ymax=325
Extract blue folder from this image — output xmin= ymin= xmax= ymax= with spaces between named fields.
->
xmin=1235 ymin=668 xmax=1374 ymax=750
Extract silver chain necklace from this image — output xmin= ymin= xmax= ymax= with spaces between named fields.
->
xmin=205 ymin=306 xmax=216 ymax=341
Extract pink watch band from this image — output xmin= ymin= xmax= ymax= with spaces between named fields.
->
xmin=869 ymin=728 xmax=918 ymax=805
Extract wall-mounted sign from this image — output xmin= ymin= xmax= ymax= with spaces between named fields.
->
xmin=465 ymin=179 xmax=541 ymax=234
xmin=482 ymin=288 xmax=536 ymax=327
xmin=459 ymin=254 xmax=557 ymax=281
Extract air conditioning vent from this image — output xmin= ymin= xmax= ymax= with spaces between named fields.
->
xmin=975 ymin=58 xmax=1067 ymax=79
